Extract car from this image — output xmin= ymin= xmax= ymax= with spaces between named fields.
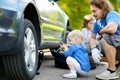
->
xmin=0 ymin=0 xmax=70 ymax=80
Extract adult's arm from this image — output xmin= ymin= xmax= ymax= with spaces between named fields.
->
xmin=99 ymin=22 xmax=118 ymax=34
xmin=90 ymin=33 xmax=96 ymax=49
xmin=90 ymin=33 xmax=101 ymax=63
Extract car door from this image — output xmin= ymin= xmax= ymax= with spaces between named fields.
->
xmin=35 ymin=0 xmax=68 ymax=42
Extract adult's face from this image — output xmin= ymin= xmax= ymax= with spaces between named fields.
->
xmin=90 ymin=5 xmax=103 ymax=20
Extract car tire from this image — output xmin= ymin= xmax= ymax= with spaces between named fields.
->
xmin=2 ymin=19 xmax=39 ymax=80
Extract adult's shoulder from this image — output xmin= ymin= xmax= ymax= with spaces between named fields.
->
xmin=109 ymin=10 xmax=118 ymax=13
xmin=107 ymin=10 xmax=120 ymax=16
xmin=106 ymin=10 xmax=120 ymax=23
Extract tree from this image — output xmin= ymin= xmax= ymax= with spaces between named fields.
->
xmin=57 ymin=0 xmax=120 ymax=29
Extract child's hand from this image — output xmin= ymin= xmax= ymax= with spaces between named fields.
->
xmin=60 ymin=43 xmax=68 ymax=50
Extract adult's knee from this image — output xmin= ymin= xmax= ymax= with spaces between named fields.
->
xmin=101 ymin=38 xmax=106 ymax=45
xmin=101 ymin=33 xmax=111 ymax=45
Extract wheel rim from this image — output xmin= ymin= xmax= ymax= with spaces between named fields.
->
xmin=24 ymin=27 xmax=36 ymax=71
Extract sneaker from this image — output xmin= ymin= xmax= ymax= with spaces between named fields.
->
xmin=62 ymin=72 xmax=77 ymax=79
xmin=96 ymin=70 xmax=119 ymax=79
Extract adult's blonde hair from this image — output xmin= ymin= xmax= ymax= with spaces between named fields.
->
xmin=82 ymin=14 xmax=95 ymax=28
xmin=89 ymin=0 xmax=114 ymax=18
xmin=67 ymin=30 xmax=84 ymax=44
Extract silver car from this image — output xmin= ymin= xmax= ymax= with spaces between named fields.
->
xmin=0 ymin=0 xmax=70 ymax=80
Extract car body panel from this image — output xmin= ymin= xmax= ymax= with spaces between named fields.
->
xmin=0 ymin=0 xmax=69 ymax=54
xmin=0 ymin=0 xmax=19 ymax=53
xmin=35 ymin=0 xmax=68 ymax=41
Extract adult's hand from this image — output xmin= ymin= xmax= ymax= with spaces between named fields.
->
xmin=91 ymin=48 xmax=101 ymax=63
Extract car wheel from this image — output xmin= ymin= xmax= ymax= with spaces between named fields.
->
xmin=2 ymin=19 xmax=38 ymax=80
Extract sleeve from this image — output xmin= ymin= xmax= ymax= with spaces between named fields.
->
xmin=64 ymin=45 xmax=76 ymax=57
xmin=106 ymin=11 xmax=120 ymax=25
xmin=92 ymin=22 xmax=101 ymax=35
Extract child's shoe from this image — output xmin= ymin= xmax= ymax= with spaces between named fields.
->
xmin=62 ymin=72 xmax=77 ymax=79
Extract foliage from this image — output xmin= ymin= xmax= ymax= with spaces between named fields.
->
xmin=57 ymin=0 xmax=91 ymax=30
xmin=110 ymin=0 xmax=120 ymax=13
xmin=57 ymin=0 xmax=120 ymax=30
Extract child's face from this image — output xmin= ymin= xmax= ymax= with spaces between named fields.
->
xmin=87 ymin=20 xmax=94 ymax=30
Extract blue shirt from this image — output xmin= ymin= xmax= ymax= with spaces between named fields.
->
xmin=92 ymin=11 xmax=120 ymax=35
xmin=64 ymin=44 xmax=91 ymax=72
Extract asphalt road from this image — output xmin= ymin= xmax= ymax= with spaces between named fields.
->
xmin=33 ymin=52 xmax=120 ymax=80
xmin=0 ymin=52 xmax=120 ymax=80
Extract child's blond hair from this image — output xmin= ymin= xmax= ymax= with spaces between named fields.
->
xmin=67 ymin=30 xmax=84 ymax=44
